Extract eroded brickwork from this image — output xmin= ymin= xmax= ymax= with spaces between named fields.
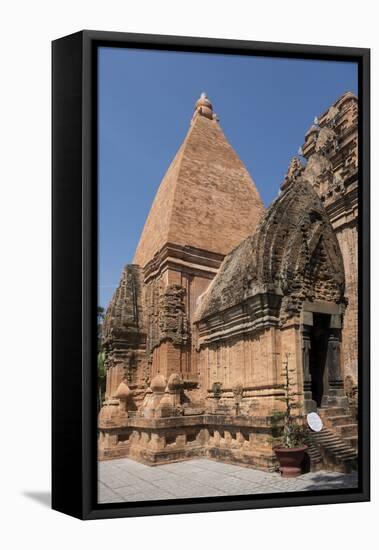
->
xmin=101 ymin=264 xmax=148 ymax=411
xmin=195 ymin=175 xmax=346 ymax=420
xmin=336 ymin=226 xmax=358 ymax=379
xmin=301 ymin=92 xmax=358 ymax=382
xmin=98 ymin=92 xmax=358 ymax=472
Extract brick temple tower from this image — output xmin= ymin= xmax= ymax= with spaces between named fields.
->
xmin=99 ymin=93 xmax=358 ymax=472
xmin=102 ymin=93 xmax=264 ymax=405
xmin=301 ymin=92 xmax=358 ymax=383
xmin=133 ymin=93 xmax=264 ymax=383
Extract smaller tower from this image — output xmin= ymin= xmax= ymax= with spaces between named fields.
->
xmin=300 ymin=92 xmax=358 ymax=383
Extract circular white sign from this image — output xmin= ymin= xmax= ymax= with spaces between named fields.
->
xmin=307 ymin=412 xmax=323 ymax=432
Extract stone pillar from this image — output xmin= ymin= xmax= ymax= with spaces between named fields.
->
xmin=322 ymin=328 xmax=347 ymax=407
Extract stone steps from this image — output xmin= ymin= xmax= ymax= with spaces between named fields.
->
xmin=318 ymin=404 xmax=358 ymax=450
xmin=319 ymin=407 xmax=346 ymax=417
xmin=344 ymin=435 xmax=358 ymax=450
xmin=336 ymin=423 xmax=358 ymax=438
xmin=325 ymin=414 xmax=353 ymax=426
xmin=304 ymin=437 xmax=323 ymax=472
xmin=273 ymin=395 xmax=359 ymax=474
xmin=310 ymin=428 xmax=357 ymax=473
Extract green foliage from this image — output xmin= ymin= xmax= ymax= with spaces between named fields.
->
xmin=97 ymin=350 xmax=106 ymax=413
xmin=97 ymin=306 xmax=106 ymax=411
xmin=97 ymin=350 xmax=106 ymax=383
xmin=272 ymin=353 xmax=307 ymax=448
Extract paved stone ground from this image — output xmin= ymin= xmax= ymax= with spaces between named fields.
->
xmin=98 ymin=458 xmax=358 ymax=503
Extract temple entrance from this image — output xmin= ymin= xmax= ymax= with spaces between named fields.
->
xmin=302 ymin=305 xmax=345 ymax=412
xmin=309 ymin=313 xmax=330 ymax=407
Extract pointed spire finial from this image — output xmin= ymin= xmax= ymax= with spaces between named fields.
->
xmin=193 ymin=92 xmax=214 ymax=121
xmin=280 ymin=156 xmax=303 ymax=191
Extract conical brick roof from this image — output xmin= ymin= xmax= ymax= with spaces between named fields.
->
xmin=133 ymin=93 xmax=264 ymax=267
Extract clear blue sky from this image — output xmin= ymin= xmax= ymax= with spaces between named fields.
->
xmin=98 ymin=46 xmax=357 ymax=309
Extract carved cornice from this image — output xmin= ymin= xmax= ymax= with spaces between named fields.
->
xmin=197 ymin=293 xmax=282 ymax=347
xmin=323 ymin=183 xmax=358 ymax=230
xmin=143 ymin=242 xmax=224 ymax=283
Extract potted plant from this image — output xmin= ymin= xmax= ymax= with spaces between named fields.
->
xmin=272 ymin=354 xmax=308 ymax=477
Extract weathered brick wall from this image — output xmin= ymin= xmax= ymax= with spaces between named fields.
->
xmin=336 ymin=225 xmax=358 ymax=380
xmin=145 ymin=266 xmax=213 ymax=380
xmin=301 ymin=92 xmax=358 ymax=383
xmin=102 ymin=265 xmax=148 ymax=396
xmin=199 ymin=327 xmax=280 ymax=391
xmin=151 ymin=341 xmax=191 ymax=380
xmin=196 ymin=177 xmax=345 ymax=323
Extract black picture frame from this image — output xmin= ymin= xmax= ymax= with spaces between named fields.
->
xmin=52 ymin=30 xmax=370 ymax=520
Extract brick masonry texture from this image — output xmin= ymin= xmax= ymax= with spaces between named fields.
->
xmin=133 ymin=96 xmax=264 ymax=267
xmin=98 ymin=92 xmax=358 ymax=480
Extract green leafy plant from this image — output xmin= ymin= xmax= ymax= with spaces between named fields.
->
xmin=271 ymin=353 xmax=307 ymax=448
xmin=97 ymin=350 xmax=106 ymax=384
xmin=97 ymin=306 xmax=106 ymax=412
xmin=97 ymin=350 xmax=106 ymax=412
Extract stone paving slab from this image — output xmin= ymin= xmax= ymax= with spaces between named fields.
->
xmin=98 ymin=458 xmax=358 ymax=504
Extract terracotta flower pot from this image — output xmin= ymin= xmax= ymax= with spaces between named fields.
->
xmin=274 ymin=446 xmax=308 ymax=478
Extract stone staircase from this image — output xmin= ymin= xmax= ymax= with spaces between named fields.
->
xmin=304 ymin=436 xmax=323 ymax=472
xmin=307 ymin=406 xmax=358 ymax=473
xmin=319 ymin=406 xmax=358 ymax=450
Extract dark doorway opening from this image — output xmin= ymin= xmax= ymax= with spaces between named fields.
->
xmin=309 ymin=313 xmax=330 ymax=407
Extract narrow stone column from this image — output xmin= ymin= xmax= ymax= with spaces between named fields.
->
xmin=302 ymin=326 xmax=316 ymax=412
xmin=323 ymin=328 xmax=346 ymax=407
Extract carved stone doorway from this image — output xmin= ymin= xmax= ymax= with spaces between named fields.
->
xmin=302 ymin=302 xmax=346 ymax=413
xmin=309 ymin=313 xmax=330 ymax=407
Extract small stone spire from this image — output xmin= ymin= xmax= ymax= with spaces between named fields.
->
xmin=192 ymin=92 xmax=215 ymax=121
xmin=281 ymin=156 xmax=303 ymax=191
